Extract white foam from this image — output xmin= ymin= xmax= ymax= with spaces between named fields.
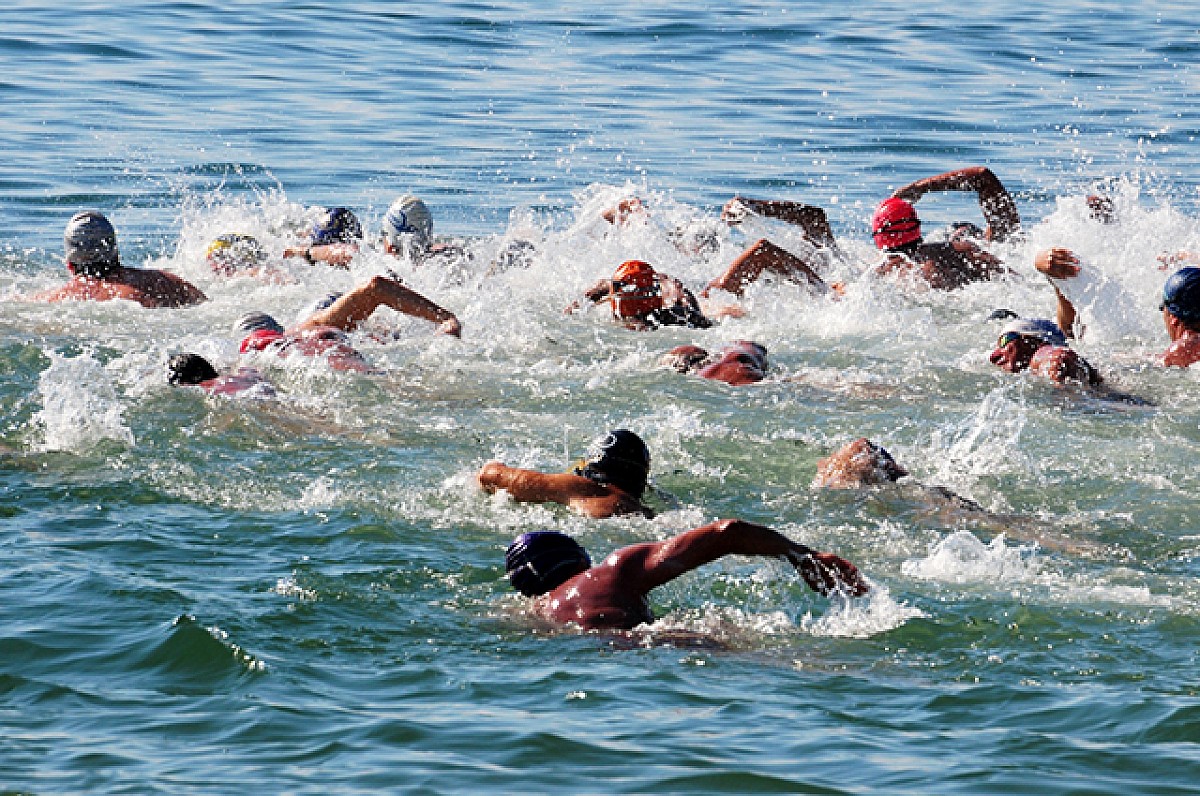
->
xmin=31 ymin=349 xmax=134 ymax=453
xmin=902 ymin=530 xmax=1042 ymax=585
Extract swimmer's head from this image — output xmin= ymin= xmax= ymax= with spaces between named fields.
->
xmin=998 ymin=318 xmax=1067 ymax=348
xmin=505 ymin=530 xmax=591 ymax=597
xmin=661 ymin=345 xmax=711 ymax=374
xmin=167 ymin=353 xmax=219 ymax=386
xmin=610 ymin=260 xmax=664 ymax=321
xmin=573 ymin=428 xmax=651 ymax=499
xmin=382 ymin=195 xmax=433 ymax=252
xmin=233 ymin=311 xmax=284 ymax=336
xmin=206 ymin=233 xmax=267 ymax=274
xmin=815 ymin=437 xmax=909 ymax=488
xmin=1162 ymin=267 xmax=1200 ymax=326
xmin=871 ymin=198 xmax=922 ymax=250
xmin=310 ymin=207 xmax=362 ymax=245
xmin=64 ymin=211 xmax=119 ymax=277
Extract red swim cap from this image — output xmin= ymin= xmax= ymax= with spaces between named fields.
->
xmin=610 ymin=260 xmax=664 ymax=320
xmin=871 ymin=198 xmax=921 ymax=249
xmin=239 ymin=328 xmax=284 ymax=353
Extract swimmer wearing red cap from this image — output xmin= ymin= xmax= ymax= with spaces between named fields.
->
xmin=1036 ymin=248 xmax=1200 ymax=368
xmin=33 ymin=211 xmax=207 ymax=308
xmin=872 ymin=167 xmax=1020 ymax=289
xmin=479 ymin=429 xmax=655 ymax=519
xmin=504 ymin=520 xmax=868 ymax=630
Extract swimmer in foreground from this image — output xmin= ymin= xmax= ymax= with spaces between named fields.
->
xmin=479 ymin=428 xmax=655 ymax=519
xmin=33 ymin=211 xmax=207 ymax=308
xmin=661 ymin=341 xmax=770 ymax=386
xmin=167 ymin=353 xmax=275 ymax=397
xmin=504 ymin=520 xmax=868 ymax=630
xmin=1036 ymin=248 xmax=1200 ymax=368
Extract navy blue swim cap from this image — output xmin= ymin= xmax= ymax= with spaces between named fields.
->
xmin=310 ymin=207 xmax=362 ymax=245
xmin=574 ymin=428 xmax=651 ymax=498
xmin=505 ymin=531 xmax=591 ymax=597
xmin=1163 ymin=267 xmax=1200 ymax=323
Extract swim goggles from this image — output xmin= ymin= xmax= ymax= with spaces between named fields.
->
xmin=996 ymin=331 xmax=1023 ymax=349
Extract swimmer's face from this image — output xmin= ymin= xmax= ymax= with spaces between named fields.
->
xmin=989 ymin=333 xmax=1039 ymax=373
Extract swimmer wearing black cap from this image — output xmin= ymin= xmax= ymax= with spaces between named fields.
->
xmin=167 ymin=353 xmax=275 ymax=397
xmin=32 ymin=211 xmax=206 ymax=308
xmin=503 ymin=520 xmax=868 ymax=630
xmin=478 ymin=429 xmax=655 ymax=519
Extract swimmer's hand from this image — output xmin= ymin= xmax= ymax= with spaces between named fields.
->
xmin=438 ymin=316 xmax=462 ymax=338
xmin=1034 ymin=247 xmax=1081 ymax=279
xmin=788 ymin=549 xmax=869 ymax=597
xmin=721 ymin=197 xmax=750 ymax=225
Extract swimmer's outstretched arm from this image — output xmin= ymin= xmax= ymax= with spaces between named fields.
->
xmin=306 ymin=275 xmax=461 ymax=337
xmin=1033 ymin=247 xmax=1082 ymax=338
xmin=624 ymin=519 xmax=868 ymax=597
xmin=722 ymin=197 xmax=837 ymax=248
xmin=893 ymin=166 xmax=1022 ymax=243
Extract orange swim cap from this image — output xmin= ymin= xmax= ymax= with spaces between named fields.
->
xmin=610 ymin=260 xmax=663 ymax=320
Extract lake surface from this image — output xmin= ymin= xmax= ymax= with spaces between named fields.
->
xmin=2 ymin=2 xmax=1199 ymax=793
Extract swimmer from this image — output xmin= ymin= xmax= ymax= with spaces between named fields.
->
xmin=380 ymin=194 xmax=465 ymax=264
xmin=32 ymin=211 xmax=207 ymax=308
xmin=282 ymin=207 xmax=362 ymax=268
xmin=871 ymin=195 xmax=1010 ymax=290
xmin=1036 ymin=248 xmax=1200 ymax=368
xmin=988 ymin=317 xmax=1104 ymax=386
xmin=292 ymin=273 xmax=461 ymax=338
xmin=890 ymin=166 xmax=1023 ymax=244
xmin=206 ymin=233 xmax=288 ymax=282
xmin=573 ymin=260 xmax=714 ymax=330
xmin=706 ymin=197 xmax=837 ymax=297
xmin=503 ymin=519 xmax=868 ymax=630
xmin=661 ymin=341 xmax=769 ymax=386
xmin=167 ymin=353 xmax=275 ymax=397
xmin=479 ymin=428 xmax=655 ymax=519
xmin=234 ymin=312 xmax=377 ymax=374
xmin=813 ymin=437 xmax=909 ymax=489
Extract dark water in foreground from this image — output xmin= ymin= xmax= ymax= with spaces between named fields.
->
xmin=3 ymin=2 xmax=1200 ymax=793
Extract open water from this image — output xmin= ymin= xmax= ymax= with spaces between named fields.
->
xmin=2 ymin=2 xmax=1200 ymax=793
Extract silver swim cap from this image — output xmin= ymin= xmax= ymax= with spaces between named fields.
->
xmin=233 ymin=312 xmax=284 ymax=336
xmin=64 ymin=211 xmax=119 ymax=273
xmin=999 ymin=318 xmax=1067 ymax=347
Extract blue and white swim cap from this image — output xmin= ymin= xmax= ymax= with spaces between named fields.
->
xmin=382 ymin=195 xmax=433 ymax=249
xmin=999 ymin=318 xmax=1067 ymax=347
xmin=310 ymin=207 xmax=362 ymax=245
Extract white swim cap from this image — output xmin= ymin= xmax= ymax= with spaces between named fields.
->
xmin=382 ymin=195 xmax=433 ymax=249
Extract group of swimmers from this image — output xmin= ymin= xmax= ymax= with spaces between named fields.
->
xmin=22 ymin=168 xmax=1200 ymax=630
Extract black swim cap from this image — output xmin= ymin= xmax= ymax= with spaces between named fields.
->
xmin=574 ymin=428 xmax=651 ymax=498
xmin=505 ymin=531 xmax=591 ymax=597
xmin=168 ymin=353 xmax=219 ymax=386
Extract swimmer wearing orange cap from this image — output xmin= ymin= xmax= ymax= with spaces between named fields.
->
xmin=577 ymin=260 xmax=712 ymax=330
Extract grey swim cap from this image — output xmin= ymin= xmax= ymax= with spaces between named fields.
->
xmin=233 ymin=312 xmax=284 ymax=336
xmin=999 ymin=318 xmax=1067 ymax=347
xmin=382 ymin=195 xmax=433 ymax=249
xmin=64 ymin=211 xmax=119 ymax=274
